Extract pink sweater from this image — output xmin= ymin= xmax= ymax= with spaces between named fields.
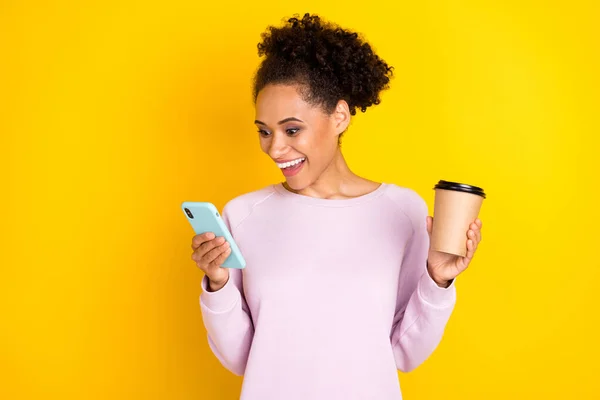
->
xmin=200 ymin=183 xmax=456 ymax=399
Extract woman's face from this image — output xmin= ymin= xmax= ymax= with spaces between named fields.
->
xmin=254 ymin=84 xmax=347 ymax=191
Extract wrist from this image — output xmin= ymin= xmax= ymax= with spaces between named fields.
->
xmin=433 ymin=278 xmax=452 ymax=288
xmin=427 ymin=261 xmax=452 ymax=288
xmin=207 ymin=277 xmax=228 ymax=292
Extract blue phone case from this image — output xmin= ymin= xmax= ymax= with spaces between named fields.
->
xmin=181 ymin=201 xmax=246 ymax=269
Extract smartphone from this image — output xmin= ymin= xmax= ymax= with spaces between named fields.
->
xmin=181 ymin=201 xmax=246 ymax=269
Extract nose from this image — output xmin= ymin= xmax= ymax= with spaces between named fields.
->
xmin=267 ymin=132 xmax=289 ymax=159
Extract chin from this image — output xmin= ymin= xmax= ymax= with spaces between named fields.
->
xmin=284 ymin=176 xmax=312 ymax=192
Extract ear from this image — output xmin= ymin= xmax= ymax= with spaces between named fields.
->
xmin=331 ymin=99 xmax=351 ymax=136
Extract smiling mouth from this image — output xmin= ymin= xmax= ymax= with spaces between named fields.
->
xmin=278 ymin=157 xmax=306 ymax=177
xmin=276 ymin=157 xmax=306 ymax=169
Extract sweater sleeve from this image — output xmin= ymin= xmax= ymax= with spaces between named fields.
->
xmin=199 ymin=204 xmax=254 ymax=376
xmin=390 ymin=196 xmax=457 ymax=372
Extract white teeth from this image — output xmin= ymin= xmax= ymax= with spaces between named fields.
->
xmin=277 ymin=158 xmax=305 ymax=169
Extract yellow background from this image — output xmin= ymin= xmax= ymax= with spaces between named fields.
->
xmin=2 ymin=1 xmax=599 ymax=399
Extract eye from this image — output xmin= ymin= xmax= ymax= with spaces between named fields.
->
xmin=286 ymin=128 xmax=300 ymax=136
xmin=257 ymin=129 xmax=271 ymax=137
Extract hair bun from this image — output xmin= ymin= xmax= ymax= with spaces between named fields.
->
xmin=254 ymin=13 xmax=393 ymax=116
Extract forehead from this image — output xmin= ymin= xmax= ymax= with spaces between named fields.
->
xmin=255 ymin=84 xmax=312 ymax=120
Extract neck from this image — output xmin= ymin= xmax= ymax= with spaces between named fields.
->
xmin=285 ymin=148 xmax=371 ymax=200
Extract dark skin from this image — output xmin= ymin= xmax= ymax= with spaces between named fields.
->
xmin=191 ymin=84 xmax=482 ymax=291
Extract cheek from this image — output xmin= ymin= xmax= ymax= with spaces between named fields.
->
xmin=305 ymin=131 xmax=336 ymax=161
xmin=295 ymin=135 xmax=312 ymax=154
xmin=299 ymin=128 xmax=331 ymax=154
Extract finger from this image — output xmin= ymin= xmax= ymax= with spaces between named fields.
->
xmin=192 ymin=237 xmax=225 ymax=262
xmin=198 ymin=236 xmax=225 ymax=254
xmin=203 ymin=241 xmax=230 ymax=267
xmin=468 ymin=229 xmax=479 ymax=250
xmin=192 ymin=232 xmax=216 ymax=249
xmin=473 ymin=227 xmax=481 ymax=248
xmin=426 ymin=216 xmax=432 ymax=235
xmin=472 ymin=221 xmax=482 ymax=242
xmin=464 ymin=239 xmax=475 ymax=262
xmin=209 ymin=246 xmax=232 ymax=268
xmin=475 ymin=218 xmax=482 ymax=228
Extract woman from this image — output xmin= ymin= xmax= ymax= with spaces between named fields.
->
xmin=191 ymin=13 xmax=483 ymax=400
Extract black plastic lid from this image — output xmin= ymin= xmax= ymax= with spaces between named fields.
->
xmin=433 ymin=180 xmax=486 ymax=198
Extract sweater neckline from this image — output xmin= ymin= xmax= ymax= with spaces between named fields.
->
xmin=272 ymin=182 xmax=388 ymax=207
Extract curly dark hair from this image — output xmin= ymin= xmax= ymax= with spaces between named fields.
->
xmin=253 ymin=13 xmax=394 ymax=116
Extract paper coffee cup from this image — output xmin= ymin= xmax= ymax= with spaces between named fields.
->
xmin=431 ymin=180 xmax=486 ymax=257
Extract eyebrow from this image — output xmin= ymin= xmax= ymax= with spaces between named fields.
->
xmin=254 ymin=117 xmax=304 ymax=126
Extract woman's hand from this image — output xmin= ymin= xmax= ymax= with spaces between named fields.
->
xmin=425 ymin=217 xmax=483 ymax=288
xmin=191 ymin=232 xmax=231 ymax=292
